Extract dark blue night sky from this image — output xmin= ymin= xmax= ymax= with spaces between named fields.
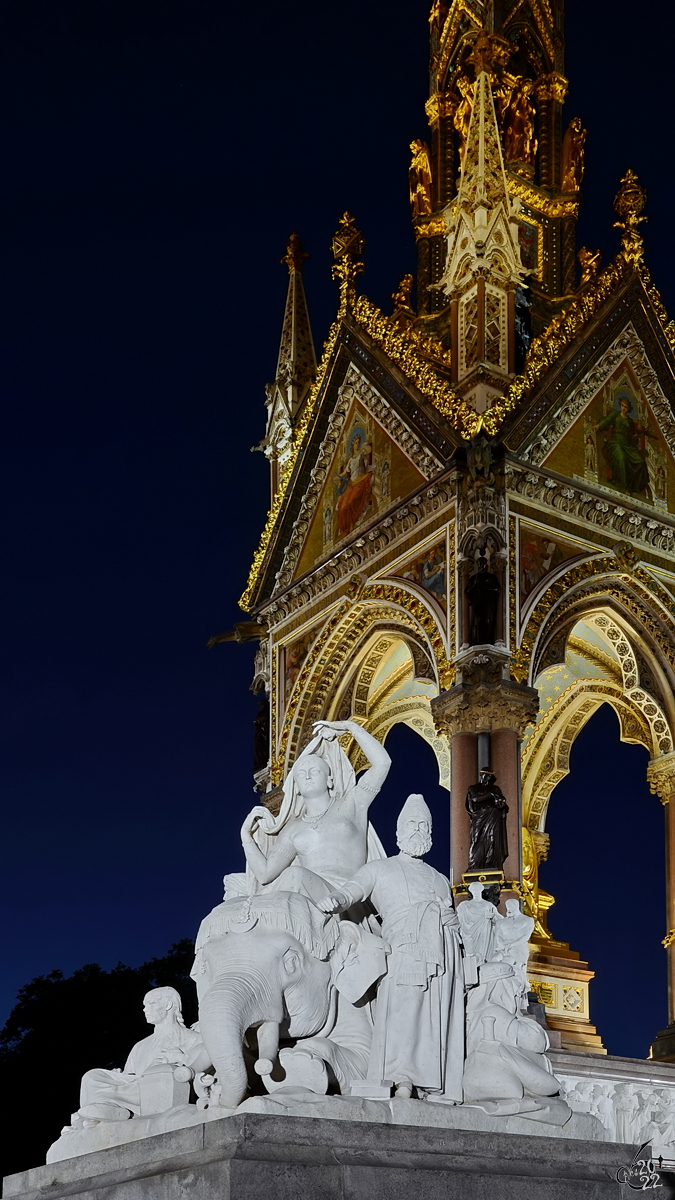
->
xmin=1 ymin=0 xmax=674 ymax=1061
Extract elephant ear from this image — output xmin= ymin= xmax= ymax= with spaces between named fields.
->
xmin=331 ymin=921 xmax=388 ymax=1003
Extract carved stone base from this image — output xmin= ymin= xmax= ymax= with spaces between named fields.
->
xmin=650 ymin=1024 xmax=675 ymax=1062
xmin=528 ymin=945 xmax=606 ymax=1054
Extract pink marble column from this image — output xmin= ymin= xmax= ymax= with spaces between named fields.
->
xmin=491 ymin=729 xmax=522 ymax=884
xmin=450 ymin=731 xmax=477 ymax=885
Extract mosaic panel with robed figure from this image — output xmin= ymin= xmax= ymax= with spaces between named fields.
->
xmin=397 ymin=539 xmax=447 ymax=611
xmin=293 ymin=400 xmax=426 ymax=579
xmin=282 ymin=628 xmax=317 ymax=709
xmin=519 ymin=525 xmax=581 ymax=611
xmin=544 ymin=365 xmax=673 ymax=510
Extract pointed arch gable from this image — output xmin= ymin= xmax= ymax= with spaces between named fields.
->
xmin=512 ymin=554 xmax=675 ymax=691
xmin=274 ymin=581 xmax=451 ymax=782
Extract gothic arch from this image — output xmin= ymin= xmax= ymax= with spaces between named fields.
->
xmin=519 ymin=601 xmax=675 ymax=914
xmin=513 ymin=555 xmax=675 ymax=703
xmin=275 ymin=582 xmax=449 ymax=781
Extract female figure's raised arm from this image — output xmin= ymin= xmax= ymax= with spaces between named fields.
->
xmin=312 ymin=720 xmax=391 ymax=809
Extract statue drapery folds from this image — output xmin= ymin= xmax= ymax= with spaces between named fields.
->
xmin=466 ymin=770 xmax=509 ymax=872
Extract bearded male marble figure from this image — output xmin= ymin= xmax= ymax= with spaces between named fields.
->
xmin=73 ymin=988 xmax=207 ymax=1124
xmin=318 ymin=794 xmax=464 ymax=1101
xmin=233 ymin=719 xmax=391 ymax=902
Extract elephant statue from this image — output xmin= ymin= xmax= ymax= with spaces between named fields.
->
xmin=191 ymin=890 xmax=387 ymax=1109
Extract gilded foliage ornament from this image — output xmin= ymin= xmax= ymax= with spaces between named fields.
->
xmin=613 ymin=169 xmax=647 ymax=266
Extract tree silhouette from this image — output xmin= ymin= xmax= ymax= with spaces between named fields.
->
xmin=0 ymin=940 xmax=196 ymax=1181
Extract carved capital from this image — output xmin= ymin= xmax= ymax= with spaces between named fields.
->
xmin=531 ymin=830 xmax=550 ymax=863
xmin=432 ymin=676 xmax=539 ymax=737
xmin=647 ymin=752 xmax=675 ymax=804
xmin=534 ymin=72 xmax=568 ymax=104
xmin=425 ymin=91 xmax=456 ymax=125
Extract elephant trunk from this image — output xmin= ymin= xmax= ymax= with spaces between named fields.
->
xmin=199 ymin=968 xmax=282 ymax=1109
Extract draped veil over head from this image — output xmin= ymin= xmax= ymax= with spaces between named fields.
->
xmin=243 ymin=730 xmax=385 ymax=893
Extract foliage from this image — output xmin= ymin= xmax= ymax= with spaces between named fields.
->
xmin=0 ymin=940 xmax=196 ymax=1181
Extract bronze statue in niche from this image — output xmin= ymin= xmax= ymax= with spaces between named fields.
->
xmin=465 ymin=555 xmax=500 ymax=645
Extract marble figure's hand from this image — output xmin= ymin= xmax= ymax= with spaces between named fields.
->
xmin=316 ymin=892 xmax=348 ymax=914
xmin=241 ymin=806 xmax=271 ymax=838
xmin=312 ymin=719 xmax=353 ymax=738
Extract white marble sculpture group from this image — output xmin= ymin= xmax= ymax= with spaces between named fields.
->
xmin=58 ymin=722 xmax=570 ymax=1144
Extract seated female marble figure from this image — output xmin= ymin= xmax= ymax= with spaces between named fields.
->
xmin=231 ymin=720 xmax=391 ymax=901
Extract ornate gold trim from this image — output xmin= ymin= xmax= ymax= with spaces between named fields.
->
xmin=362 ymin=581 xmax=453 ymax=687
xmin=513 ymin=556 xmax=675 ymax=686
xmin=448 ymin=525 xmax=456 ymax=658
xmin=507 ymin=175 xmax=579 ymax=219
xmin=241 ymin=244 xmax=675 ymax=614
xmin=274 ymin=583 xmax=450 ymax=780
xmin=239 ymin=317 xmax=342 ymax=611
xmin=413 ymin=212 xmax=448 ymax=239
xmin=506 ymin=255 xmax=629 ymax=417
xmin=639 ymin=264 xmax=675 ymax=357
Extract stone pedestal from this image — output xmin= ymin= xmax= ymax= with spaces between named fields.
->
xmin=528 ymin=943 xmax=606 ymax=1054
xmin=5 ymin=1110 xmax=655 ymax=1200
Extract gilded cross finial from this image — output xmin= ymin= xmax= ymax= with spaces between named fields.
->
xmin=613 ymin=169 xmax=647 ymax=266
xmin=331 ymin=212 xmax=365 ymax=315
xmin=281 ymin=232 xmax=309 ymax=274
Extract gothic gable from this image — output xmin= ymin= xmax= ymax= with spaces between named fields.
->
xmin=285 ymin=364 xmax=434 ymax=588
xmin=542 ymin=348 xmax=675 ymax=513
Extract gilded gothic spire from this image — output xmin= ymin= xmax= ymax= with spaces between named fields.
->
xmin=436 ymin=42 xmax=525 ymax=413
xmin=257 ymin=233 xmax=316 ymax=498
xmin=275 ymin=233 xmax=317 ymax=410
